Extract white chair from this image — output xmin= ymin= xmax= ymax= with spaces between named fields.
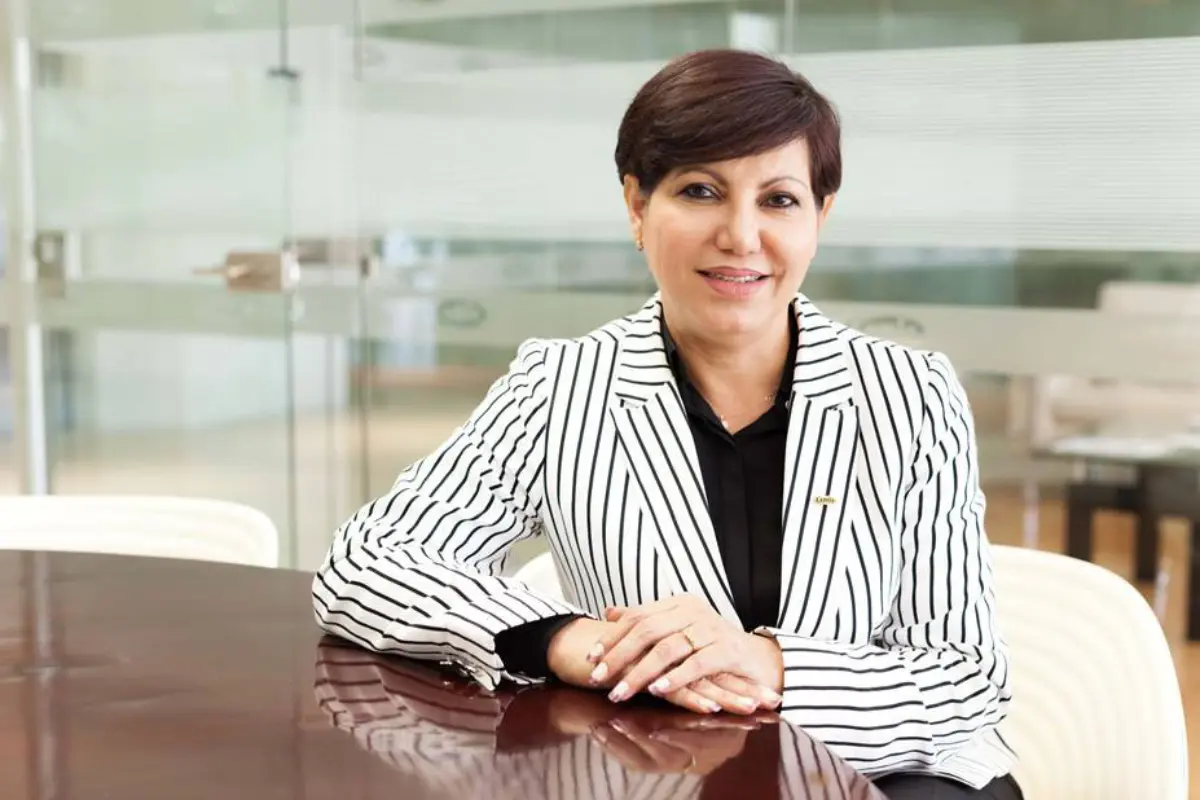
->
xmin=514 ymin=550 xmax=562 ymax=597
xmin=517 ymin=547 xmax=1189 ymax=797
xmin=992 ymin=544 xmax=1187 ymax=799
xmin=0 ymin=495 xmax=279 ymax=568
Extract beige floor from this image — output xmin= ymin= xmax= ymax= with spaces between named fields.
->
xmin=1 ymin=410 xmax=1197 ymax=791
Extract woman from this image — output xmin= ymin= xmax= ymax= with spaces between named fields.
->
xmin=313 ymin=49 xmax=1019 ymax=800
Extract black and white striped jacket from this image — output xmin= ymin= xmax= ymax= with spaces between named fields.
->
xmin=313 ymin=293 xmax=1015 ymax=788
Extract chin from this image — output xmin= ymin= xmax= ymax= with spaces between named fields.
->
xmin=700 ymin=303 xmax=773 ymax=337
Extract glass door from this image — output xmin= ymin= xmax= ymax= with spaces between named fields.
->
xmin=0 ymin=0 xmax=322 ymax=567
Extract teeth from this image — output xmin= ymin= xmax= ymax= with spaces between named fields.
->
xmin=708 ymin=274 xmax=761 ymax=283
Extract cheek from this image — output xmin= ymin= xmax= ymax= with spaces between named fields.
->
xmin=648 ymin=217 xmax=706 ymax=270
xmin=773 ymin=220 xmax=821 ymax=269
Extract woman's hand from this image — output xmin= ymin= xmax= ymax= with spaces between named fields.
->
xmin=586 ymin=596 xmax=783 ymax=714
xmin=547 ymin=617 xmax=619 ymax=687
xmin=590 ymin=714 xmax=759 ymax=775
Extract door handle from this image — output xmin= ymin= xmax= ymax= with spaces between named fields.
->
xmin=193 ymin=250 xmax=300 ymax=293
xmin=193 ymin=263 xmax=250 ymax=280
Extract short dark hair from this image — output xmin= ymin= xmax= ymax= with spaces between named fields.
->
xmin=614 ymin=49 xmax=842 ymax=206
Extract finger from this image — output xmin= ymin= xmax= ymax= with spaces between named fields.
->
xmin=647 ymin=646 xmax=741 ymax=700
xmin=591 ymin=723 xmax=659 ymax=771
xmin=589 ymin=613 xmax=684 ymax=688
xmin=595 ymin=721 xmax=691 ymax=771
xmin=588 ymin=606 xmax=630 ymax=661
xmin=605 ymin=594 xmax=705 ymax=622
xmin=664 ymin=684 xmax=722 ymax=715
xmin=651 ymin=728 xmax=746 ymax=750
xmin=675 ymin=713 xmax=762 ymax=731
xmin=607 ymin=632 xmax=695 ymax=702
xmin=588 ymin=601 xmax=680 ymax=665
xmin=711 ymin=673 xmax=782 ymax=709
xmin=686 ymin=677 xmax=759 ymax=715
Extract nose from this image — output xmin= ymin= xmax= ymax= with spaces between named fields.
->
xmin=715 ymin=201 xmax=762 ymax=256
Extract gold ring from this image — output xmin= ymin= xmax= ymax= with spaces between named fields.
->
xmin=681 ymin=626 xmax=701 ymax=650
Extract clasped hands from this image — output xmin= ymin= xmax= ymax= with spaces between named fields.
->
xmin=546 ymin=594 xmax=784 ymax=716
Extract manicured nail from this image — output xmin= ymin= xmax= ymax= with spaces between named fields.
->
xmin=701 ymin=699 xmax=720 ymax=713
xmin=608 ymin=681 xmax=630 ymax=702
xmin=737 ymin=696 xmax=757 ymax=710
xmin=761 ymin=689 xmax=781 ymax=707
xmin=649 ymin=677 xmax=669 ymax=695
xmin=589 ymin=663 xmax=608 ymax=684
xmin=587 ymin=643 xmax=605 ymax=662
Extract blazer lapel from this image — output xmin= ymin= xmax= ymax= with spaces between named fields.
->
xmin=608 ymin=296 xmax=739 ymax=622
xmin=777 ymin=296 xmax=860 ymax=636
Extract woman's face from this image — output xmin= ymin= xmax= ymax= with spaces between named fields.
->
xmin=624 ymin=139 xmax=833 ymax=343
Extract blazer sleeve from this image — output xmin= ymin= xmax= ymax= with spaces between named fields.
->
xmin=764 ymin=351 xmax=1011 ymax=776
xmin=311 ymin=339 xmax=586 ymax=689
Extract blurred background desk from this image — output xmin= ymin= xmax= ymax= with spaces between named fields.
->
xmin=1039 ymin=435 xmax=1200 ymax=636
xmin=0 ymin=551 xmax=880 ymax=800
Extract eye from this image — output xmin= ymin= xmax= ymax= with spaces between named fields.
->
xmin=764 ymin=192 xmax=800 ymax=209
xmin=679 ymin=183 xmax=718 ymax=201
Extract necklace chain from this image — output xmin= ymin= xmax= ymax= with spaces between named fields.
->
xmin=717 ymin=392 xmax=780 ymax=429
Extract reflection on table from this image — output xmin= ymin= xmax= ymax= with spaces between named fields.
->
xmin=314 ymin=638 xmax=885 ymax=800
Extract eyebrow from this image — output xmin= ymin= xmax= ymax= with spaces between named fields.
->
xmin=687 ymin=166 xmax=811 ymax=191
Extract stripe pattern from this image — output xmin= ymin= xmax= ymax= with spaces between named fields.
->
xmin=314 ymin=643 xmax=885 ymax=800
xmin=312 ymin=293 xmax=1014 ymax=788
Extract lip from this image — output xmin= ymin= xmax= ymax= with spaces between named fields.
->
xmin=698 ymin=268 xmax=770 ymax=299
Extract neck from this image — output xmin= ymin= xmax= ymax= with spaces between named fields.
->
xmin=666 ymin=309 xmax=793 ymax=405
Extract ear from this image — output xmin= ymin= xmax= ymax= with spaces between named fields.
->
xmin=817 ymin=194 xmax=836 ymax=229
xmin=623 ymin=175 xmax=648 ymax=240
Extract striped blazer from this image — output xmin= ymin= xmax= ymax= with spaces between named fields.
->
xmin=314 ymin=641 xmax=885 ymax=800
xmin=312 ymin=293 xmax=1015 ymax=788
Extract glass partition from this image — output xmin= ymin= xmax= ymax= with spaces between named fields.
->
xmin=336 ymin=1 xmax=1200 ymax=505
xmin=0 ymin=0 xmax=316 ymax=565
xmin=3 ymin=0 xmax=1199 ymax=572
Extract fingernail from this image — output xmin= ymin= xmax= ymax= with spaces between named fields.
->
xmin=608 ymin=681 xmax=629 ymax=702
xmin=702 ymin=699 xmax=721 ymax=713
xmin=648 ymin=677 xmax=669 ymax=695
xmin=589 ymin=663 xmax=608 ymax=684
xmin=762 ymin=689 xmax=781 ymax=706
xmin=587 ymin=643 xmax=605 ymax=662
xmin=738 ymin=696 xmax=757 ymax=710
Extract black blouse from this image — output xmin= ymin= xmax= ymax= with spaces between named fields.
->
xmin=494 ymin=310 xmax=796 ymax=677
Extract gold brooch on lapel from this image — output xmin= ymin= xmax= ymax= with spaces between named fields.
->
xmin=814 ymin=495 xmax=837 ymax=505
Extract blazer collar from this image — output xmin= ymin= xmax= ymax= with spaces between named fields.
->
xmin=610 ymin=293 xmax=856 ymax=411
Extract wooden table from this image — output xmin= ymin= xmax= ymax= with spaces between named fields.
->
xmin=0 ymin=551 xmax=882 ymax=799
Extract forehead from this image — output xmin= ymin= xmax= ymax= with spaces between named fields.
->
xmin=673 ymin=139 xmax=811 ymax=181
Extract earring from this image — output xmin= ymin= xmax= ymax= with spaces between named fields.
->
xmin=635 ymin=234 xmax=644 ymax=252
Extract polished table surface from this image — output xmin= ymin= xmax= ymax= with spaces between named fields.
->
xmin=0 ymin=551 xmax=884 ymax=799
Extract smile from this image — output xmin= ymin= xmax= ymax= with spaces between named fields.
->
xmin=699 ymin=271 xmax=767 ymax=283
